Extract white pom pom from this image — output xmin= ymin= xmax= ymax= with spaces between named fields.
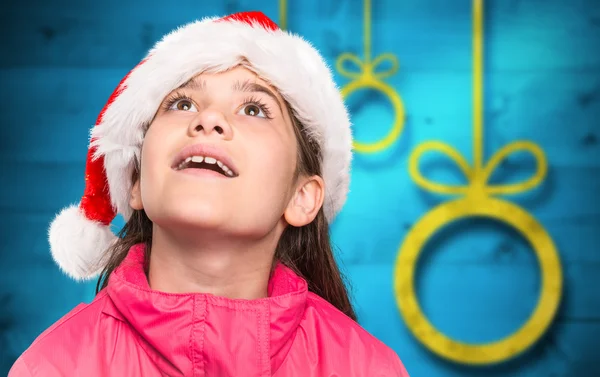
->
xmin=48 ymin=205 xmax=117 ymax=281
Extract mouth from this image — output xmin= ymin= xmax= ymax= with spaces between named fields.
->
xmin=172 ymin=144 xmax=239 ymax=178
xmin=174 ymin=155 xmax=237 ymax=177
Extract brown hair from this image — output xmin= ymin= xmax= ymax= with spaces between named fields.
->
xmin=96 ymin=106 xmax=357 ymax=321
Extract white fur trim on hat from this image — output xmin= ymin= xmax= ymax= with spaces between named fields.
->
xmin=49 ymin=205 xmax=117 ymax=280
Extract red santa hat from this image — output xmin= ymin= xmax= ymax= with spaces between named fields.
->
xmin=48 ymin=11 xmax=352 ymax=281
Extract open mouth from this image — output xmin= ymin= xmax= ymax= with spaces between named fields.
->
xmin=174 ymin=156 xmax=237 ymax=177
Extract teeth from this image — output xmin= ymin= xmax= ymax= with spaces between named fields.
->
xmin=178 ymin=158 xmax=188 ymax=170
xmin=178 ymin=155 xmax=236 ymax=177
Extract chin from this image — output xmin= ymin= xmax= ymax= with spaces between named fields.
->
xmin=149 ymin=207 xmax=282 ymax=242
xmin=143 ymin=190 xmax=283 ymax=238
xmin=146 ymin=198 xmax=229 ymax=230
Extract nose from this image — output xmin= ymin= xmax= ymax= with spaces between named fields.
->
xmin=187 ymin=108 xmax=233 ymax=139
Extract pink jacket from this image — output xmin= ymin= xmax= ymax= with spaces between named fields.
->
xmin=9 ymin=245 xmax=409 ymax=376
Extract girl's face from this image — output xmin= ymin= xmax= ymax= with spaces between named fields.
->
xmin=130 ymin=66 xmax=321 ymax=238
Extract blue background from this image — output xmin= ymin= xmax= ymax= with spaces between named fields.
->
xmin=1 ymin=0 xmax=599 ymax=376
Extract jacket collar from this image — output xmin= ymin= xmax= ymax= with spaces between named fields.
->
xmin=102 ymin=244 xmax=307 ymax=376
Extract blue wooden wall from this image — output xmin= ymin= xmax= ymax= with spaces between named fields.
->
xmin=1 ymin=0 xmax=599 ymax=376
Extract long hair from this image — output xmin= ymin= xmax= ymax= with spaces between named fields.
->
xmin=96 ymin=106 xmax=357 ymax=321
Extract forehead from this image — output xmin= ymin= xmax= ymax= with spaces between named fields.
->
xmin=178 ymin=66 xmax=280 ymax=96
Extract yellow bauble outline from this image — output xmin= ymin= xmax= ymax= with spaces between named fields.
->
xmin=334 ymin=0 xmax=406 ymax=155
xmin=394 ymin=196 xmax=563 ymax=365
xmin=340 ymin=78 xmax=405 ymax=154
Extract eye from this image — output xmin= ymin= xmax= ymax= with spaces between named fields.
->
xmin=169 ymin=99 xmax=198 ymax=112
xmin=239 ymin=104 xmax=266 ymax=118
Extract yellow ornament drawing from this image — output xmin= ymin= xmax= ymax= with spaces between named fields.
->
xmin=279 ymin=0 xmax=288 ymax=31
xmin=335 ymin=0 xmax=405 ymax=154
xmin=393 ymin=0 xmax=563 ymax=365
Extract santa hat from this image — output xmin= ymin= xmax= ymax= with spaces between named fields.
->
xmin=48 ymin=11 xmax=352 ymax=281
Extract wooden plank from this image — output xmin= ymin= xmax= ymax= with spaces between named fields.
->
xmin=381 ymin=70 xmax=599 ymax=167
xmin=0 ymin=0 xmax=278 ymax=68
xmin=483 ymin=70 xmax=600 ymax=169
xmin=1 ymin=0 xmax=598 ymax=71
xmin=561 ymin=264 xmax=600 ymax=320
xmin=0 ymin=212 xmax=124 ymax=266
xmin=0 ymin=162 xmax=86 ymax=213
xmin=341 ymin=214 xmax=600 ymax=265
xmin=294 ymin=0 xmax=472 ymax=70
xmin=365 ymin=0 xmax=600 ymax=72
xmin=347 ymin=262 xmax=600 ymax=338
xmin=333 ymin=158 xmax=600 ymax=264
xmin=553 ymin=318 xmax=600 ymax=369
xmin=346 ymin=263 xmax=599 ymax=377
xmin=0 ymin=213 xmax=56 ymax=266
xmin=0 ymin=68 xmax=126 ymax=163
xmin=410 ymin=263 xmax=599 ymax=327
xmin=0 ymin=265 xmax=96 ymax=374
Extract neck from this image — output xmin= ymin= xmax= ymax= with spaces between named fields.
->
xmin=147 ymin=225 xmax=281 ymax=299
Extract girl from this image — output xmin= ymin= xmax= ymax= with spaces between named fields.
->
xmin=10 ymin=11 xmax=409 ymax=377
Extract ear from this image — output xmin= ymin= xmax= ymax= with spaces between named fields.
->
xmin=129 ymin=178 xmax=144 ymax=210
xmin=284 ymin=175 xmax=325 ymax=227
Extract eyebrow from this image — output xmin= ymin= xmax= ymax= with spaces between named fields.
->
xmin=178 ymin=77 xmax=207 ymax=91
xmin=178 ymin=77 xmax=284 ymax=114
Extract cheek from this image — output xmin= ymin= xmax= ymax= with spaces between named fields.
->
xmin=140 ymin=130 xmax=162 ymax=177
xmin=250 ymin=132 xmax=297 ymax=191
xmin=138 ymin=122 xmax=175 ymax=196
